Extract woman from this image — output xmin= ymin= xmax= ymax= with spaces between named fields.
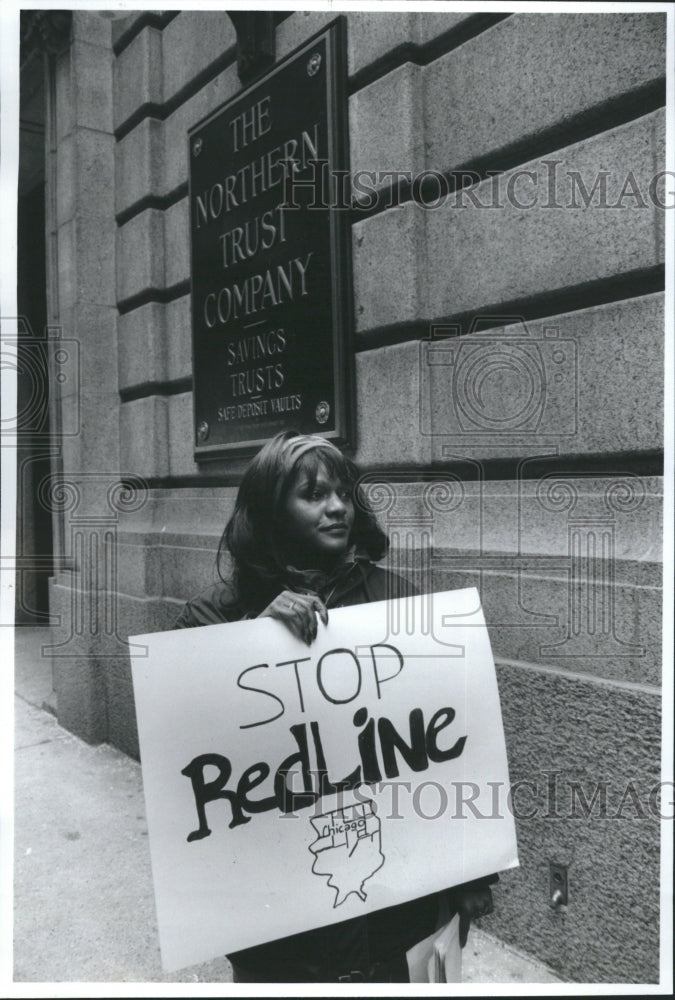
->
xmin=175 ymin=430 xmax=495 ymax=983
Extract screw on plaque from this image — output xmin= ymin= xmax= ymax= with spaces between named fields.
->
xmin=197 ymin=420 xmax=209 ymax=442
xmin=307 ymin=52 xmax=322 ymax=77
xmin=193 ymin=138 xmax=203 ymax=156
xmin=315 ymin=401 xmax=330 ymax=424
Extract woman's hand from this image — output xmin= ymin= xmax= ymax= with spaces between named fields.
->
xmin=449 ymin=884 xmax=494 ymax=948
xmin=258 ymin=590 xmax=328 ymax=645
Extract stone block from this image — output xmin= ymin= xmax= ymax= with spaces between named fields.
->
xmin=55 ymin=48 xmax=74 ymax=141
xmin=424 ymin=294 xmax=664 ymax=461
xmin=114 ymin=118 xmax=164 ymax=217
xmin=104 ymin=591 xmax=189 ymax=755
xmin=163 ymin=198 xmax=190 ymax=289
xmin=162 ymin=63 xmax=240 ymax=194
xmin=167 ymin=391 xmax=198 ymax=478
xmin=354 ymin=342 xmax=432 ymax=468
xmin=116 ymin=210 xmax=165 ymax=303
xmin=74 ymin=128 xmax=115 ymax=219
xmin=117 ymin=591 xmax=177 ymax=641
xmin=161 ymin=10 xmax=236 ymax=104
xmin=652 ymin=114 xmax=668 ymax=252
xmin=425 ymin=111 xmax=663 ymax=317
xmin=165 ymin=294 xmax=192 ymax=381
xmin=355 ymin=112 xmax=663 ymax=336
xmin=117 ymin=302 xmax=167 ymax=391
xmin=104 ymin=668 xmax=139 ymax=759
xmin=422 ymin=564 xmax=661 ymax=687
xmin=158 ymin=538 xmax=222 ymax=603
xmin=493 ymin=663 xmax=661 ymax=982
xmin=346 ymin=12 xmax=416 ymax=76
xmin=67 ymin=303 xmax=120 ymax=465
xmin=117 ymin=534 xmax=164 ymax=597
xmin=352 ymin=203 xmax=424 ymax=334
xmin=56 ymin=133 xmax=75 ymax=227
xmin=57 ymin=431 xmax=83 ymax=484
xmin=49 ymin=578 xmax=107 ymax=744
xmin=113 ymin=25 xmax=163 ymax=134
xmin=73 ymin=212 xmax=117 ymax=307
xmin=513 ymin=474 xmax=663 ymax=571
xmin=424 ymin=12 xmax=666 ymax=172
xmin=140 ymin=485 xmax=235 ymax=542
xmin=119 ymin=397 xmax=169 ymax=479
xmin=349 ymin=63 xmax=424 ymax=189
xmin=53 ymin=652 xmax=108 ymax=745
xmin=357 ymin=294 xmax=663 ymax=464
xmin=72 ymin=10 xmax=112 ymax=47
xmin=56 ymin=220 xmax=76 ymax=311
xmin=366 ymin=476 xmax=662 ymax=578
xmin=71 ymin=39 xmax=113 ymax=134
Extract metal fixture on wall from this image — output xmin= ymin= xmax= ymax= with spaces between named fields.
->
xmin=226 ymin=11 xmax=275 ymax=85
xmin=549 ymin=862 xmax=569 ymax=913
xmin=226 ymin=11 xmax=292 ymax=85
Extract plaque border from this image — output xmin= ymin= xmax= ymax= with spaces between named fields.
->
xmin=188 ymin=17 xmax=354 ymax=461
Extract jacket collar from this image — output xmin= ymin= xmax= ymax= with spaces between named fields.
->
xmin=282 ymin=550 xmax=373 ymax=605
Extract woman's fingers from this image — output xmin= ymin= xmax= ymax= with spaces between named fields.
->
xmin=259 ymin=592 xmax=328 ymax=644
xmin=452 ymin=886 xmax=494 ymax=948
xmin=314 ymin=596 xmax=329 ymax=627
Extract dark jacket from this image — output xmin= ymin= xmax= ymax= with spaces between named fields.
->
xmin=173 ymin=556 xmax=414 ymax=629
xmin=173 ymin=559 xmax=494 ymax=979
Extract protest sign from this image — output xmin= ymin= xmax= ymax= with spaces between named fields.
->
xmin=130 ymin=587 xmax=518 ymax=972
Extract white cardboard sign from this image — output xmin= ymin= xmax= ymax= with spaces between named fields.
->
xmin=130 ymin=587 xmax=518 ymax=971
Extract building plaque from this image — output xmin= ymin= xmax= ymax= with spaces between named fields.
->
xmin=189 ymin=20 xmax=352 ymax=459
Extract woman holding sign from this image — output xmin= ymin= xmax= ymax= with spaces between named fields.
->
xmin=175 ymin=430 xmax=495 ymax=983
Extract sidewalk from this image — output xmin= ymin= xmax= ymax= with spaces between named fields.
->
xmin=13 ymin=627 xmax=563 ymax=985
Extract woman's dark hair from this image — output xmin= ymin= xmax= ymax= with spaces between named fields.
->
xmin=217 ymin=430 xmax=388 ymax=602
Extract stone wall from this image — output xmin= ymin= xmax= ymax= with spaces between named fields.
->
xmin=44 ymin=10 xmax=665 ymax=982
